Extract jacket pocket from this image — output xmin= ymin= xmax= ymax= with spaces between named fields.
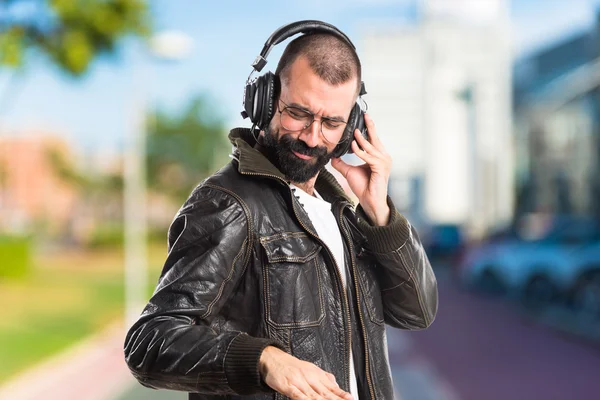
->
xmin=260 ymin=232 xmax=325 ymax=328
xmin=357 ymin=262 xmax=385 ymax=326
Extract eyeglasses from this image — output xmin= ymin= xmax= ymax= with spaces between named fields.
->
xmin=277 ymin=99 xmax=348 ymax=145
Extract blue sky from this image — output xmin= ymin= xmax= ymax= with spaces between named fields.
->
xmin=2 ymin=0 xmax=600 ymax=154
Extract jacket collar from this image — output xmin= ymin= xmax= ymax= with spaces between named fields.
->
xmin=228 ymin=127 xmax=353 ymax=205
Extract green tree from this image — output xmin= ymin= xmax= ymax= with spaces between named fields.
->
xmin=0 ymin=0 xmax=151 ymax=226
xmin=146 ymin=95 xmax=230 ymax=204
xmin=0 ymin=0 xmax=151 ymax=76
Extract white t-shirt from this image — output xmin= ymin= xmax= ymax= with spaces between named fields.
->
xmin=290 ymin=184 xmax=360 ymax=400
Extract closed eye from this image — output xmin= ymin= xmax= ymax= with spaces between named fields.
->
xmin=323 ymin=119 xmax=343 ymax=129
xmin=287 ymin=108 xmax=310 ymax=120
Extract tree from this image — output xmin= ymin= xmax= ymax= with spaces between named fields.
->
xmin=146 ymin=95 xmax=230 ymax=204
xmin=0 ymin=0 xmax=151 ymax=230
xmin=0 ymin=0 xmax=151 ymax=76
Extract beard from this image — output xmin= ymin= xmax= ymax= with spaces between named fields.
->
xmin=261 ymin=124 xmax=334 ymax=183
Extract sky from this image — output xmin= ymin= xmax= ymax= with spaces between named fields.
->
xmin=2 ymin=0 xmax=600 ymax=156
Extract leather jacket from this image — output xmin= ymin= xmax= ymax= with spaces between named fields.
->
xmin=124 ymin=127 xmax=438 ymax=399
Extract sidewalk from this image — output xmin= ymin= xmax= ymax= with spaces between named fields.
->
xmin=0 ymin=323 xmax=134 ymax=400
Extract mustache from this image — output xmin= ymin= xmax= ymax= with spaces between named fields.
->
xmin=281 ymin=134 xmax=328 ymax=157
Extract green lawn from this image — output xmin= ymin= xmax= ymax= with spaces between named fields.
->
xmin=0 ymin=242 xmax=167 ymax=384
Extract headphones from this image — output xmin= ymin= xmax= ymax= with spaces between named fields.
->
xmin=241 ymin=20 xmax=368 ymax=158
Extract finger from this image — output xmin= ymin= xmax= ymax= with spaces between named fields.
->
xmin=312 ymin=380 xmax=349 ymax=400
xmin=318 ymin=373 xmax=353 ymax=399
xmin=303 ymin=385 xmax=323 ymax=400
xmin=363 ymin=113 xmax=383 ymax=148
xmin=325 ymin=372 xmax=337 ymax=385
xmin=288 ymin=385 xmax=309 ymax=400
xmin=329 ymin=385 xmax=354 ymax=400
xmin=321 ymin=389 xmax=352 ymax=400
xmin=331 ymin=156 xmax=354 ymax=179
xmin=293 ymin=379 xmax=322 ymax=400
xmin=351 ymin=140 xmax=378 ymax=164
xmin=354 ymin=128 xmax=382 ymax=157
xmin=318 ymin=377 xmax=353 ymax=400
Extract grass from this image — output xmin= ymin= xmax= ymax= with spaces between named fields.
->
xmin=0 ymin=242 xmax=168 ymax=384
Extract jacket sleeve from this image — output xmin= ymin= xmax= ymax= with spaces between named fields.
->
xmin=124 ymin=185 xmax=283 ymax=395
xmin=355 ymin=196 xmax=438 ymax=330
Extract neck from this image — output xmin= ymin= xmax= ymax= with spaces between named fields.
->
xmin=292 ymin=175 xmax=318 ymax=196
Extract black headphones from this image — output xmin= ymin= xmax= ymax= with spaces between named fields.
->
xmin=241 ymin=20 xmax=368 ymax=158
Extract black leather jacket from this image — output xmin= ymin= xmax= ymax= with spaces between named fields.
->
xmin=124 ymin=128 xmax=438 ymax=400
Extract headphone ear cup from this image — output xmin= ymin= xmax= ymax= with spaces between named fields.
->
xmin=262 ymin=72 xmax=278 ymax=129
xmin=244 ymin=73 xmax=271 ymax=129
xmin=252 ymin=72 xmax=279 ymax=130
xmin=332 ymin=135 xmax=352 ymax=158
xmin=243 ymin=81 xmax=258 ymax=123
xmin=254 ymin=78 xmax=265 ymax=126
xmin=332 ymin=103 xmax=361 ymax=158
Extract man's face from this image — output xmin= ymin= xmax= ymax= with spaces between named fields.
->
xmin=262 ymin=56 xmax=357 ymax=183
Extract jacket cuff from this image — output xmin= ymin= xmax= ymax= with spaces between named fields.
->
xmin=356 ymin=196 xmax=411 ymax=253
xmin=224 ymin=333 xmax=285 ymax=395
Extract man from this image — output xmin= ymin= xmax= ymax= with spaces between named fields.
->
xmin=124 ymin=21 xmax=438 ymax=400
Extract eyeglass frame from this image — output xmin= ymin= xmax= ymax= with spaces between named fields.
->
xmin=276 ymin=99 xmax=350 ymax=145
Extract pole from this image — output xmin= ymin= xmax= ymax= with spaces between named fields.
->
xmin=122 ymin=31 xmax=193 ymax=328
xmin=124 ymin=47 xmax=148 ymax=327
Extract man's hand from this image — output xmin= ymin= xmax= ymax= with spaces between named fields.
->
xmin=259 ymin=346 xmax=354 ymax=400
xmin=331 ymin=113 xmax=392 ymax=226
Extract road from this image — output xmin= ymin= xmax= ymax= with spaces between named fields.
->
xmin=400 ymin=267 xmax=600 ymax=400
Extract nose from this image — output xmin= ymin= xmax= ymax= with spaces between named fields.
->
xmin=299 ymin=119 xmax=321 ymax=148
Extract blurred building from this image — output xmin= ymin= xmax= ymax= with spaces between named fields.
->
xmin=513 ymin=11 xmax=600 ymax=219
xmin=359 ymin=0 xmax=513 ymax=238
xmin=0 ymin=134 xmax=79 ymax=234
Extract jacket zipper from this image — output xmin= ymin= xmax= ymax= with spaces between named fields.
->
xmin=239 ymin=171 xmax=353 ymax=392
xmin=338 ymin=206 xmax=376 ymax=400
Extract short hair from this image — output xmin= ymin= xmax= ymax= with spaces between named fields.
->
xmin=275 ymin=33 xmax=362 ymax=97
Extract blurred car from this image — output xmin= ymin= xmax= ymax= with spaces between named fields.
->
xmin=457 ymin=215 xmax=600 ymax=314
xmin=422 ymin=223 xmax=465 ymax=263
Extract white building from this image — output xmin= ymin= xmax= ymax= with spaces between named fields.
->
xmin=358 ymin=0 xmax=514 ymax=237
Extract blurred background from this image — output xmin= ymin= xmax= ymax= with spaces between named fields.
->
xmin=1 ymin=0 xmax=600 ymax=399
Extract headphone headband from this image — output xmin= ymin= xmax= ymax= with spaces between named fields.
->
xmin=251 ymin=20 xmax=357 ymax=73
xmin=241 ymin=20 xmax=368 ymax=158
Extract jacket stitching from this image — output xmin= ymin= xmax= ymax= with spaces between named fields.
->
xmin=286 ymin=328 xmax=292 ymax=353
xmin=380 ymin=280 xmax=409 ymax=292
xmin=195 ymin=184 xmax=254 ymax=320
xmin=369 ymin=236 xmax=409 ymax=257
xmin=259 ymin=232 xmax=321 ymax=263
xmin=266 ymin=257 xmax=326 ymax=328
xmin=263 ymin=246 xmax=322 ymax=264
xmin=406 ymin=238 xmax=417 ymax=272
xmin=222 ymin=332 xmax=244 ymax=383
xmin=204 ymin=183 xmax=255 ymax=269
xmin=201 ymin=238 xmax=248 ymax=320
xmin=262 ymin=251 xmax=270 ymax=329
xmin=357 ymin=273 xmax=385 ymax=325
xmin=195 ymin=371 xmax=228 ymax=376
xmin=131 ymin=370 xmax=227 ymax=385
xmin=165 ymin=214 xmax=188 ymax=258
xmin=398 ymin=249 xmax=430 ymax=327
xmin=260 ymin=231 xmax=308 ymax=244
xmin=264 ymin=258 xmax=272 ymax=325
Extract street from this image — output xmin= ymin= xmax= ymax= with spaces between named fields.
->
xmin=396 ymin=267 xmax=600 ymax=399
